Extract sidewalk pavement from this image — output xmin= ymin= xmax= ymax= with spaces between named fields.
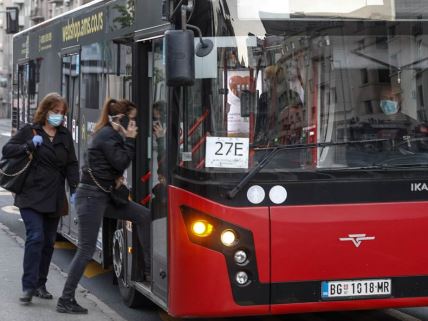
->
xmin=0 ymin=222 xmax=126 ymax=321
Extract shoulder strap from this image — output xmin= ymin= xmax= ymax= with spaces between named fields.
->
xmin=86 ymin=150 xmax=112 ymax=193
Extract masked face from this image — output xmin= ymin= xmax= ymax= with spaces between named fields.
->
xmin=47 ymin=112 xmax=64 ymax=127
xmin=380 ymin=100 xmax=399 ymax=115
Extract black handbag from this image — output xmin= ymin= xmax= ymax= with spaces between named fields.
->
xmin=0 ymin=153 xmax=33 ymax=193
xmin=110 ymin=184 xmax=130 ymax=207
xmin=0 ymin=129 xmax=36 ymax=193
xmin=87 ymin=167 xmax=130 ymax=207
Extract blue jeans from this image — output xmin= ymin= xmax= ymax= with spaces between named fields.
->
xmin=20 ymin=208 xmax=60 ymax=292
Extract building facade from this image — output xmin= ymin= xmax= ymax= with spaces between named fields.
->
xmin=0 ymin=0 xmax=89 ymax=118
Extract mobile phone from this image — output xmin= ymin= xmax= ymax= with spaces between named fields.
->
xmin=153 ymin=120 xmax=161 ymax=127
xmin=119 ymin=115 xmax=130 ymax=129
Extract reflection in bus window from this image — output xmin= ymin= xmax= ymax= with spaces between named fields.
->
xmin=150 ymin=40 xmax=168 ymax=219
xmin=180 ymin=19 xmax=428 ymax=173
xmin=82 ymin=43 xmax=103 ymax=110
xmin=13 ymin=61 xmax=39 ymax=131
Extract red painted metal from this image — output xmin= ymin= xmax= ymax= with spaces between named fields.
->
xmin=196 ymin=158 xmax=205 ymax=169
xmin=191 ymin=134 xmax=207 ymax=154
xmin=271 ymin=202 xmax=428 ymax=282
xmin=180 ymin=109 xmax=210 ymax=145
xmin=139 ymin=194 xmax=151 ymax=205
xmin=140 ymin=171 xmax=151 ymax=183
xmin=188 ymin=109 xmax=209 ymax=137
xmin=271 ymin=297 xmax=428 ymax=314
xmin=168 ymin=186 xmax=270 ymax=317
xmin=166 ymin=185 xmax=428 ymax=316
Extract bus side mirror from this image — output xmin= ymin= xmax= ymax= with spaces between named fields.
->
xmin=165 ymin=30 xmax=195 ymax=87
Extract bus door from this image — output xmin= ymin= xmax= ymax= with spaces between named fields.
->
xmin=60 ymin=50 xmax=81 ymax=239
xmin=147 ymin=38 xmax=168 ymax=301
xmin=106 ymin=41 xmax=136 ymax=271
xmin=107 ymin=42 xmax=133 ymax=184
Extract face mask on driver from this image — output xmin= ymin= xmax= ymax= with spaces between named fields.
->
xmin=380 ymin=100 xmax=399 ymax=115
xmin=47 ymin=113 xmax=64 ymax=127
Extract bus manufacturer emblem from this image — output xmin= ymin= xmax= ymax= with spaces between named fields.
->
xmin=411 ymin=183 xmax=428 ymax=192
xmin=339 ymin=234 xmax=375 ymax=248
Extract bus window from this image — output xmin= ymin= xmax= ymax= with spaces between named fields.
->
xmin=106 ymin=42 xmax=133 ymax=191
xmin=62 ymin=53 xmax=80 ymax=144
xmin=16 ymin=64 xmax=29 ymax=129
xmin=107 ymin=43 xmax=133 ymax=100
xmin=179 ymin=28 xmax=428 ymax=174
xmin=82 ymin=43 xmax=103 ymax=110
xmin=61 ymin=52 xmax=80 ymax=238
xmin=13 ymin=61 xmax=39 ymax=131
xmin=149 ymin=38 xmax=168 ymax=300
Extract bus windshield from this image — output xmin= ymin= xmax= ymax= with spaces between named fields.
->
xmin=180 ymin=4 xmax=428 ymax=173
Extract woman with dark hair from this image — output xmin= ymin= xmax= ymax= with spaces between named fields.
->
xmin=57 ymin=98 xmax=151 ymax=314
xmin=2 ymin=92 xmax=79 ymax=304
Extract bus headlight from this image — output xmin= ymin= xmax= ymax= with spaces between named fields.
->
xmin=191 ymin=220 xmax=213 ymax=237
xmin=234 ymin=250 xmax=247 ymax=264
xmin=235 ymin=271 xmax=249 ymax=285
xmin=221 ymin=229 xmax=237 ymax=247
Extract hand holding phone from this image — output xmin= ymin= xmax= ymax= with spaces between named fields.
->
xmin=124 ymin=120 xmax=138 ymax=138
xmin=153 ymin=121 xmax=165 ymax=138
xmin=119 ymin=115 xmax=130 ymax=129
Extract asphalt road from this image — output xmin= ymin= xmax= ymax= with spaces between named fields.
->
xmin=1 ymin=119 xmax=428 ymax=321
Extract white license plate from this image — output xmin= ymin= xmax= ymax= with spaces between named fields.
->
xmin=321 ymin=279 xmax=391 ymax=299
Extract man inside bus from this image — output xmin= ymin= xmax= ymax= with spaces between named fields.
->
xmin=348 ymin=85 xmax=422 ymax=165
xmin=375 ymin=87 xmax=418 ymax=144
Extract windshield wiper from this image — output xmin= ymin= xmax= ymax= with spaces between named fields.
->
xmin=226 ymin=138 xmax=390 ymax=199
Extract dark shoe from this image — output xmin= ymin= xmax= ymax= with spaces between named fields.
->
xmin=56 ymin=297 xmax=88 ymax=314
xmin=19 ymin=290 xmax=34 ymax=304
xmin=34 ymin=285 xmax=53 ymax=299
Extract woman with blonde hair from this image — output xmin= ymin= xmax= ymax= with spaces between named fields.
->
xmin=57 ymin=98 xmax=151 ymax=314
xmin=2 ymin=93 xmax=79 ymax=304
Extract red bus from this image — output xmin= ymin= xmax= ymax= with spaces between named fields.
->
xmin=12 ymin=0 xmax=428 ymax=317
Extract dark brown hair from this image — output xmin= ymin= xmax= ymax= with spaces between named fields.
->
xmin=94 ymin=98 xmax=137 ymax=133
xmin=33 ymin=93 xmax=68 ymax=125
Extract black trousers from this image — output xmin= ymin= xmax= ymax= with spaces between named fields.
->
xmin=61 ymin=184 xmax=151 ymax=300
xmin=20 ymin=208 xmax=60 ymax=291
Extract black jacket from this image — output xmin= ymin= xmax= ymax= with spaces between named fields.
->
xmin=2 ymin=124 xmax=79 ymax=216
xmin=80 ymin=124 xmax=135 ymax=190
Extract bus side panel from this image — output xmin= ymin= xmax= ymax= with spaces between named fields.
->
xmin=271 ymin=297 xmax=428 ymax=314
xmin=271 ymin=202 xmax=428 ymax=283
xmin=269 ymin=201 xmax=428 ymax=311
xmin=168 ymin=186 xmax=270 ymax=317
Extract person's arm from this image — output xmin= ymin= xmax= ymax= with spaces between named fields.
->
xmin=101 ymin=135 xmax=135 ymax=172
xmin=101 ymin=121 xmax=138 ymax=172
xmin=2 ymin=125 xmax=35 ymax=158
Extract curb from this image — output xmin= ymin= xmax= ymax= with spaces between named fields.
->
xmin=0 ymin=222 xmax=128 ymax=321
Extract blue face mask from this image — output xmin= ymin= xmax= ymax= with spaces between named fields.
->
xmin=380 ymin=100 xmax=399 ymax=115
xmin=48 ymin=113 xmax=64 ymax=127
